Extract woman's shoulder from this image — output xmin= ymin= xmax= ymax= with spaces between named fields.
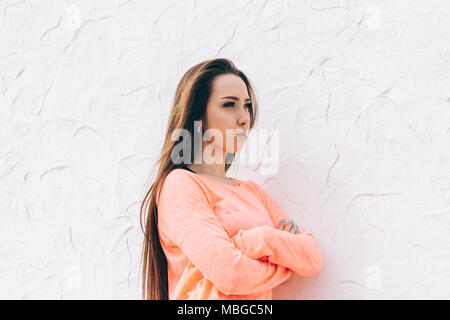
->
xmin=166 ymin=167 xmax=195 ymax=180
xmin=162 ymin=167 xmax=205 ymax=190
xmin=242 ymin=179 xmax=262 ymax=192
xmin=160 ymin=168 xmax=216 ymax=199
xmin=157 ymin=168 xmax=212 ymax=206
xmin=240 ymin=179 xmax=269 ymax=204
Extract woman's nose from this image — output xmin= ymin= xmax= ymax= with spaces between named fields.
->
xmin=237 ymin=108 xmax=249 ymax=126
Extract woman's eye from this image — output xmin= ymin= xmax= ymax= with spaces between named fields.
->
xmin=223 ymin=102 xmax=252 ymax=109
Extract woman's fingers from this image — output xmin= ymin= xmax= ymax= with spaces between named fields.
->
xmin=277 ymin=218 xmax=286 ymax=230
xmin=286 ymin=220 xmax=295 ymax=233
xmin=278 ymin=218 xmax=300 ymax=234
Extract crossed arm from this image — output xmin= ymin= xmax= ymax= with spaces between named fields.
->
xmin=233 ymin=180 xmax=323 ymax=277
xmin=231 ymin=218 xmax=323 ymax=277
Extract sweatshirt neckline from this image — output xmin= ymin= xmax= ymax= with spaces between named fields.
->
xmin=179 ymin=166 xmax=242 ymax=187
xmin=197 ymin=173 xmax=241 ymax=187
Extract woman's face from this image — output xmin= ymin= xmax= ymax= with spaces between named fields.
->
xmin=203 ymin=74 xmax=251 ymax=156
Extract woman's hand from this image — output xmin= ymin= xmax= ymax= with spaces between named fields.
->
xmin=277 ymin=218 xmax=300 ymax=235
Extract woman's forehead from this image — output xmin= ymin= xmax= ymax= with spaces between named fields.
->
xmin=210 ymin=74 xmax=249 ymax=98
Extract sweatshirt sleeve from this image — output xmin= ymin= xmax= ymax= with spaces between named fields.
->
xmin=233 ymin=181 xmax=323 ymax=277
xmin=156 ymin=169 xmax=293 ymax=296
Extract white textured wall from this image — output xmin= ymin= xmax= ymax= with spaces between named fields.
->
xmin=1 ymin=0 xmax=449 ymax=299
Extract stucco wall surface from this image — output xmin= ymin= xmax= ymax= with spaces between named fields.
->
xmin=0 ymin=0 xmax=449 ymax=299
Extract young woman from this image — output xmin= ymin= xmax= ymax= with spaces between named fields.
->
xmin=140 ymin=58 xmax=323 ymax=300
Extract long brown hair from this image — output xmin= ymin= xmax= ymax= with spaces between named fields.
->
xmin=140 ymin=58 xmax=259 ymax=299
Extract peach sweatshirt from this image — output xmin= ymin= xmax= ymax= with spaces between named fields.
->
xmin=156 ymin=168 xmax=323 ymax=300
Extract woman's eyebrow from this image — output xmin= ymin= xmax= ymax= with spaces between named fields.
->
xmin=220 ymin=96 xmax=251 ymax=102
